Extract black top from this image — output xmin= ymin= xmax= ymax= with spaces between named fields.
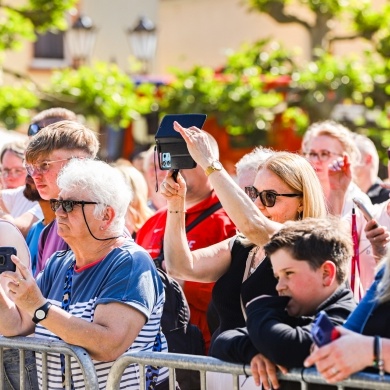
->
xmin=367 ymin=180 xmax=390 ymax=205
xmin=211 ymin=284 xmax=356 ymax=368
xmin=208 ymin=238 xmax=277 ymax=354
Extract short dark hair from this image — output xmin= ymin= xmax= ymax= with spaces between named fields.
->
xmin=264 ymin=217 xmax=352 ymax=284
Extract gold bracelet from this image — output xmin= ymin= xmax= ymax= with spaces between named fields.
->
xmin=168 ymin=210 xmax=186 ymax=213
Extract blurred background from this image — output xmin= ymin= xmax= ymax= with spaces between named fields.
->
xmin=1 ymin=0 xmax=390 ymax=174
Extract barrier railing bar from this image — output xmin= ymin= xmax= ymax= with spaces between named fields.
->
xmin=19 ymin=348 xmax=26 ymax=390
xmin=0 ymin=349 xmax=3 ymax=387
xmin=41 ymin=351 xmax=48 ymax=390
xmin=107 ymin=351 xmax=390 ymax=390
xmin=168 ymin=367 xmax=175 ymax=390
xmin=0 ymin=336 xmax=99 ymax=390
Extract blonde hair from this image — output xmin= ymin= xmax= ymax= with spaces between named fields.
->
xmin=258 ymin=152 xmax=328 ymax=219
xmin=302 ymin=120 xmax=360 ymax=167
xmin=114 ymin=164 xmax=154 ymax=234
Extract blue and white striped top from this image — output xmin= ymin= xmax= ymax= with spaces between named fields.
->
xmin=35 ymin=239 xmax=168 ymax=389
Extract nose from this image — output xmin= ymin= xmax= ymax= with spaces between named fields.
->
xmin=276 ymin=278 xmax=286 ymax=294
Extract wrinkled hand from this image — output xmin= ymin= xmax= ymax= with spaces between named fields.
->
xmin=364 ymin=219 xmax=390 ymax=261
xmin=173 ymin=122 xmax=217 ymax=169
xmin=304 ymin=327 xmax=372 ymax=384
xmin=250 ymin=353 xmax=287 ymax=389
xmin=328 ymin=154 xmax=351 ymax=193
xmin=3 ymin=255 xmax=45 ymax=316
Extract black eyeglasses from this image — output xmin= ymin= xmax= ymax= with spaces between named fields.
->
xmin=50 ymin=199 xmax=98 ymax=213
xmin=27 ymin=123 xmax=43 ymax=137
xmin=244 ymin=186 xmax=302 ymax=207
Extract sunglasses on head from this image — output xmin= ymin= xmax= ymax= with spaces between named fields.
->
xmin=50 ymin=199 xmax=98 ymax=213
xmin=244 ymin=186 xmax=302 ymax=207
xmin=27 ymin=123 xmax=43 ymax=137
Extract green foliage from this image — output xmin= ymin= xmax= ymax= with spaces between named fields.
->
xmin=0 ymin=1 xmax=76 ymax=51
xmin=46 ymin=62 xmax=157 ymax=128
xmin=0 ymin=85 xmax=39 ymax=129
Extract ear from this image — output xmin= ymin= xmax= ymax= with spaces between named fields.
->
xmin=321 ymin=260 xmax=337 ymax=287
xmin=100 ymin=206 xmax=115 ymax=230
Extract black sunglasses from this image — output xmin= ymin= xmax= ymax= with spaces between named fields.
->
xmin=244 ymin=186 xmax=302 ymax=207
xmin=50 ymin=199 xmax=98 ymax=213
xmin=27 ymin=123 xmax=43 ymax=137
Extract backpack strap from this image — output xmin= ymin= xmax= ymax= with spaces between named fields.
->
xmin=153 ymin=201 xmax=222 ymax=269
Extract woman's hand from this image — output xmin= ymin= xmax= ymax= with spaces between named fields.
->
xmin=328 ymin=154 xmax=351 ymax=193
xmin=364 ymin=219 xmax=390 ymax=261
xmin=3 ymin=255 xmax=45 ymax=316
xmin=160 ymin=170 xmax=187 ymax=208
xmin=173 ymin=121 xmax=217 ymax=169
xmin=304 ymin=327 xmax=373 ymax=383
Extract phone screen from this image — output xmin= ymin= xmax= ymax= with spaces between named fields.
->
xmin=0 ymin=247 xmax=17 ymax=274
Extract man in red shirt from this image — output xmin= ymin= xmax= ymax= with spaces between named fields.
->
xmin=136 ymin=134 xmax=236 ymax=352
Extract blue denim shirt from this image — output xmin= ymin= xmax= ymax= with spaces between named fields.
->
xmin=344 ymin=267 xmax=384 ymax=333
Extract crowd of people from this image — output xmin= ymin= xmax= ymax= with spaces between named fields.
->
xmin=0 ymin=109 xmax=390 ymax=390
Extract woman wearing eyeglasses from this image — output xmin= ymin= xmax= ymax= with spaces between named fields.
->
xmin=0 ymin=159 xmax=169 ymax=389
xmin=302 ymin=120 xmax=381 ymax=298
xmin=160 ymin=122 xmax=327 ymax=388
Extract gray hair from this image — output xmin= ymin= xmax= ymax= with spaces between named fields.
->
xmin=352 ymin=133 xmax=379 ymax=173
xmin=57 ymin=159 xmax=133 ymax=234
xmin=0 ymin=140 xmax=28 ymax=163
xmin=235 ymin=147 xmax=274 ymax=179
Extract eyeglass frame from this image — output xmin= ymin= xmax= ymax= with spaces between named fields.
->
xmin=0 ymin=167 xmax=26 ymax=178
xmin=302 ymin=150 xmax=343 ymax=162
xmin=50 ymin=199 xmax=99 ymax=213
xmin=27 ymin=123 xmax=43 ymax=137
xmin=24 ymin=158 xmax=73 ymax=176
xmin=244 ymin=186 xmax=302 ymax=207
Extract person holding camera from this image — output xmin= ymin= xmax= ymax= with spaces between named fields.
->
xmin=136 ymin=131 xmax=237 ymax=355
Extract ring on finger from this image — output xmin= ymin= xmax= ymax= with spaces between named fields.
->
xmin=331 ymin=367 xmax=338 ymax=375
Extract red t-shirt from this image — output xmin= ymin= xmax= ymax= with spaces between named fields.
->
xmin=136 ymin=191 xmax=236 ymax=352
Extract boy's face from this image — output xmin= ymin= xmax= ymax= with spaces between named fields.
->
xmin=271 ymin=248 xmax=328 ymax=317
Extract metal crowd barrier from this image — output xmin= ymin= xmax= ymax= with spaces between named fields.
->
xmin=0 ymin=336 xmax=99 ymax=390
xmin=106 ymin=351 xmax=390 ymax=390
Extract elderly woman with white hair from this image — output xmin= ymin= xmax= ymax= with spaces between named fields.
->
xmin=0 ymin=159 xmax=168 ymax=389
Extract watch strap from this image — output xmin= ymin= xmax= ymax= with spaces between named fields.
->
xmin=32 ymin=301 xmax=52 ymax=324
xmin=205 ymin=161 xmax=222 ymax=176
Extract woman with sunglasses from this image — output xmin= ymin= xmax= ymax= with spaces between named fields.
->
xmin=0 ymin=159 xmax=169 ymax=389
xmin=160 ymin=122 xmax=327 ymax=388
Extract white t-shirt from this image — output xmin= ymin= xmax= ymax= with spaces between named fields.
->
xmin=1 ymin=186 xmax=43 ymax=219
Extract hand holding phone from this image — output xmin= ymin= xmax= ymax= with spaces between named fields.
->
xmin=311 ymin=311 xmax=340 ymax=347
xmin=0 ymin=247 xmax=17 ymax=274
xmin=352 ymin=197 xmax=374 ymax=222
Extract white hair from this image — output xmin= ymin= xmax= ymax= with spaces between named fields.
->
xmin=57 ymin=159 xmax=132 ymax=234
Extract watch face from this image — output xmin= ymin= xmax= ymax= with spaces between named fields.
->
xmin=212 ymin=161 xmax=222 ymax=170
xmin=36 ymin=310 xmax=46 ymax=320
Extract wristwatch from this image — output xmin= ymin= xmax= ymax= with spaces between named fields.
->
xmin=32 ymin=302 xmax=52 ymax=324
xmin=205 ymin=160 xmax=223 ymax=176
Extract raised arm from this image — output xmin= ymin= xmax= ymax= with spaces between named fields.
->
xmin=172 ymin=122 xmax=280 ymax=247
xmin=161 ymin=170 xmax=235 ymax=283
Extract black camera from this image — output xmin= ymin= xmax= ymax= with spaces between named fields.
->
xmin=155 ymin=114 xmax=207 ymax=170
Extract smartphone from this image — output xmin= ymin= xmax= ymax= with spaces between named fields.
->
xmin=0 ymin=247 xmax=17 ymax=274
xmin=311 ymin=311 xmax=340 ymax=347
xmin=352 ymin=197 xmax=374 ymax=221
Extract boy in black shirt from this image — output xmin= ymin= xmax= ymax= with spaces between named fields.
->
xmin=211 ymin=217 xmax=356 ymax=389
